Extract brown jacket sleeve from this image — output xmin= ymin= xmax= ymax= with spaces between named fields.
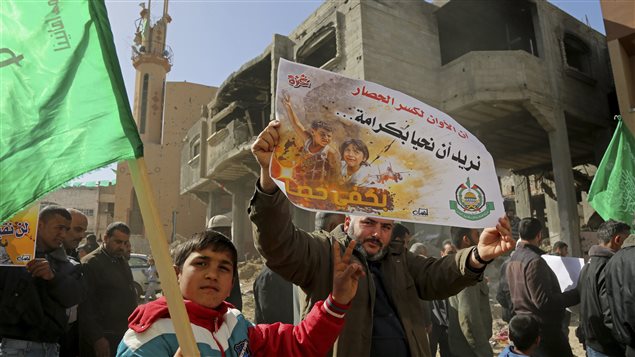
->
xmin=407 ymin=249 xmax=483 ymax=301
xmin=249 ymin=186 xmax=328 ymax=290
xmin=527 ymin=259 xmax=579 ymax=313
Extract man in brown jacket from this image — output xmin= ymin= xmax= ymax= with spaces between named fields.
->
xmin=249 ymin=120 xmax=515 ymax=357
xmin=507 ymin=218 xmax=579 ymax=357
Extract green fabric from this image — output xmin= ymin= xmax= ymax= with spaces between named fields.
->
xmin=0 ymin=0 xmax=142 ymax=221
xmin=588 ymin=119 xmax=635 ymax=230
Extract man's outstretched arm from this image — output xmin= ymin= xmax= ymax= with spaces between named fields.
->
xmin=249 ymin=121 xmax=329 ymax=288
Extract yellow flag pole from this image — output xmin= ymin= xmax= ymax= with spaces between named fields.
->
xmin=128 ymin=157 xmax=200 ymax=357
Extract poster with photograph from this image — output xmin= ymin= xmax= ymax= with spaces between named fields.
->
xmin=271 ymin=59 xmax=504 ymax=227
xmin=0 ymin=204 xmax=39 ymax=266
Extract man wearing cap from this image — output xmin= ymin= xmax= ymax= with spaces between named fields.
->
xmin=207 ymin=214 xmax=242 ymax=309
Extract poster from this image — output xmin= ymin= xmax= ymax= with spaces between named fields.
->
xmin=271 ymin=59 xmax=504 ymax=227
xmin=0 ymin=204 xmax=39 ymax=266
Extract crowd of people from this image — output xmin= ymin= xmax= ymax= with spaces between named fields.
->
xmin=0 ymin=120 xmax=632 ymax=357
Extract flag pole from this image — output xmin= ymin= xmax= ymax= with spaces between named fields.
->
xmin=128 ymin=157 xmax=200 ymax=357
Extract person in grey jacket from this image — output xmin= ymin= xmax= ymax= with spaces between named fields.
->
xmin=447 ymin=227 xmax=493 ymax=357
xmin=577 ymin=220 xmax=629 ymax=357
xmin=249 ymin=120 xmax=515 ymax=357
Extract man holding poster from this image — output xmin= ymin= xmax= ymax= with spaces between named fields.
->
xmin=249 ymin=60 xmax=514 ymax=357
xmin=251 ymin=118 xmax=513 ymax=357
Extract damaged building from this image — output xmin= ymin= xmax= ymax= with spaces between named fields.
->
xmin=181 ymin=0 xmax=616 ymax=259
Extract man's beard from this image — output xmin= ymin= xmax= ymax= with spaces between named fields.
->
xmin=347 ymin=225 xmax=387 ymax=261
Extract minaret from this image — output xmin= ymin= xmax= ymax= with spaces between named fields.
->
xmin=131 ymin=0 xmax=172 ymax=144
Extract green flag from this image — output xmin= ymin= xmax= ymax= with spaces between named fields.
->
xmin=1 ymin=0 xmax=143 ymax=221
xmin=588 ymin=119 xmax=635 ymax=229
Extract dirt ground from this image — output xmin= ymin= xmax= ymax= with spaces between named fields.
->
xmin=237 ymin=257 xmax=264 ymax=322
xmin=238 ymin=259 xmax=586 ymax=356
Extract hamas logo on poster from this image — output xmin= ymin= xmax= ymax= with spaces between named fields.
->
xmin=449 ymin=178 xmax=495 ymax=221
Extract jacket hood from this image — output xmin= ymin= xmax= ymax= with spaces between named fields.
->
xmin=588 ymin=244 xmax=615 ymax=258
xmin=128 ymin=296 xmax=234 ymax=334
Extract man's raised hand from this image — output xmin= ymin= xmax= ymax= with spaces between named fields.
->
xmin=331 ymin=240 xmax=365 ymax=305
xmin=251 ymin=120 xmax=281 ymax=193
xmin=476 ymin=216 xmax=515 ymax=262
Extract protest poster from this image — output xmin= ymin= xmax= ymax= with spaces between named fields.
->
xmin=542 ymin=255 xmax=585 ymax=292
xmin=271 ymin=59 xmax=504 ymax=227
xmin=0 ymin=204 xmax=39 ymax=266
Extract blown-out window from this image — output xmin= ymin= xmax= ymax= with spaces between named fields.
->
xmin=296 ymin=25 xmax=337 ymax=68
xmin=563 ymin=34 xmax=591 ymax=74
xmin=190 ymin=134 xmax=201 ymax=159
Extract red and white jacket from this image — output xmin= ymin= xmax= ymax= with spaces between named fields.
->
xmin=116 ymin=294 xmax=350 ymax=357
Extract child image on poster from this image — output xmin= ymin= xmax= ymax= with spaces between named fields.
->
xmin=274 ymin=87 xmax=395 ymax=214
xmin=282 ymin=92 xmax=341 ymax=185
xmin=339 ymin=139 xmax=373 ymax=187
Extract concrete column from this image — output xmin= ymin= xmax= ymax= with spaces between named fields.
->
xmin=271 ymin=34 xmax=295 ymax=121
xmin=544 ymin=180 xmax=560 ymax=241
xmin=231 ymin=181 xmax=257 ymax=261
xmin=547 ymin=112 xmax=581 ymax=256
xmin=512 ymin=175 xmax=532 ymax=219
xmin=205 ymin=191 xmax=215 ymax=224
xmin=206 ymin=190 xmax=227 ymax=224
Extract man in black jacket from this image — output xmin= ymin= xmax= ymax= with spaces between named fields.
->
xmin=253 ymin=265 xmax=294 ymax=324
xmin=507 ymin=218 xmax=579 ymax=357
xmin=578 ymin=220 xmax=629 ymax=357
xmin=606 ymin=240 xmax=635 ymax=357
xmin=59 ymin=208 xmax=88 ymax=357
xmin=0 ymin=206 xmax=84 ymax=356
xmin=80 ymin=222 xmax=137 ymax=357
xmin=496 ymin=254 xmax=514 ymax=323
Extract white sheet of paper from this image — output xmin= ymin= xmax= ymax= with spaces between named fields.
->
xmin=542 ymin=255 xmax=585 ymax=292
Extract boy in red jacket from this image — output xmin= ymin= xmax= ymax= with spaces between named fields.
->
xmin=116 ymin=230 xmax=363 ymax=356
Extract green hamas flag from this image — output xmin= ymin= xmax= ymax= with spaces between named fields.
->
xmin=588 ymin=119 xmax=635 ymax=229
xmin=0 ymin=0 xmax=143 ymax=221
